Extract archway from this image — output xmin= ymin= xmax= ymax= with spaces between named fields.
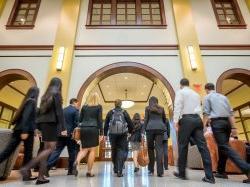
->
xmin=76 ymin=62 xmax=176 ymax=163
xmin=77 ymin=62 xmax=175 ymax=104
xmin=216 ymin=68 xmax=250 ymax=141
xmin=0 ymin=69 xmax=37 ymax=128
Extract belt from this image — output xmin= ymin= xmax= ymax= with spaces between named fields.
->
xmin=182 ymin=114 xmax=199 ymax=118
xmin=211 ymin=117 xmax=229 ymax=121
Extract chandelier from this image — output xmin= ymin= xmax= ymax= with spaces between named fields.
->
xmin=121 ymin=89 xmax=135 ymax=109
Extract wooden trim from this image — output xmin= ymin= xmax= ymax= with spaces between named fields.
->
xmin=6 ymin=84 xmax=26 ymax=96
xmin=200 ymin=44 xmax=250 ymax=50
xmin=0 ymin=69 xmax=37 ymax=90
xmin=225 ymin=83 xmax=244 ymax=96
xmin=76 ymin=62 xmax=175 ymax=106
xmin=216 ymin=68 xmax=250 ymax=93
xmin=6 ymin=0 xmax=41 ymax=30
xmin=233 ymin=101 xmax=250 ymax=111
xmin=210 ymin=0 xmax=247 ymax=29
xmin=75 ymin=44 xmax=178 ymax=50
xmin=86 ymin=0 xmax=167 ymax=27
xmin=0 ymin=45 xmax=53 ymax=50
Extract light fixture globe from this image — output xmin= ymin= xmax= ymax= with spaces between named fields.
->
xmin=121 ymin=100 xmax=135 ymax=109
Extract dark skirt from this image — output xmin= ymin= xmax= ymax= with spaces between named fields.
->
xmin=39 ymin=122 xmax=58 ymax=142
xmin=80 ymin=127 xmax=99 ymax=148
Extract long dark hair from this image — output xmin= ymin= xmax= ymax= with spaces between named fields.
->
xmin=148 ymin=96 xmax=162 ymax=114
xmin=132 ymin=113 xmax=141 ymax=131
xmin=11 ymin=86 xmax=39 ymax=124
xmin=40 ymin=77 xmax=62 ymax=113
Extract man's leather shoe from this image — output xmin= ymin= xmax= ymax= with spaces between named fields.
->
xmin=23 ymin=176 xmax=38 ymax=181
xmin=173 ymin=171 xmax=187 ymax=180
xmin=202 ymin=177 xmax=215 ymax=184
xmin=36 ymin=179 xmax=50 ymax=185
xmin=214 ymin=172 xmax=228 ymax=179
xmin=117 ymin=173 xmax=123 ymax=177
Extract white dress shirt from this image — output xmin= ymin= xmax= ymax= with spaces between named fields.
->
xmin=173 ymin=86 xmax=201 ymax=123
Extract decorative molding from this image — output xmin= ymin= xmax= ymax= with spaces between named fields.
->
xmin=0 ymin=44 xmax=250 ymax=51
xmin=6 ymin=84 xmax=26 ymax=96
xmin=200 ymin=45 xmax=250 ymax=50
xmin=225 ymin=83 xmax=244 ymax=96
xmin=0 ymin=45 xmax=53 ymax=50
xmin=75 ymin=45 xmax=178 ymax=50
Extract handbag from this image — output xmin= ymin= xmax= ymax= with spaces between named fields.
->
xmin=137 ymin=142 xmax=149 ymax=167
xmin=72 ymin=127 xmax=81 ymax=141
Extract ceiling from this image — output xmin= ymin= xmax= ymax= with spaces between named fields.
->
xmin=87 ymin=73 xmax=172 ymax=117
xmin=221 ymin=79 xmax=243 ymax=95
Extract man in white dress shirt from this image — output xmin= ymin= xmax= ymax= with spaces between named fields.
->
xmin=173 ymin=78 xmax=215 ymax=184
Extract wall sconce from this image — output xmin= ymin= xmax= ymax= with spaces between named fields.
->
xmin=187 ymin=45 xmax=197 ymax=71
xmin=56 ymin=47 xmax=65 ymax=71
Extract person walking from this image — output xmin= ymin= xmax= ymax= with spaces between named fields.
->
xmin=72 ymin=93 xmax=103 ymax=177
xmin=203 ymin=83 xmax=250 ymax=183
xmin=104 ymin=99 xmax=133 ymax=177
xmin=0 ymin=86 xmax=39 ymax=181
xmin=20 ymin=77 xmax=67 ymax=185
xmin=129 ymin=113 xmax=144 ymax=173
xmin=144 ymin=96 xmax=168 ymax=177
xmin=46 ymin=98 xmax=80 ymax=176
xmin=173 ymin=78 xmax=215 ymax=184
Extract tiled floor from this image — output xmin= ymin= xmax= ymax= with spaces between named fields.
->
xmin=0 ymin=162 xmax=248 ymax=187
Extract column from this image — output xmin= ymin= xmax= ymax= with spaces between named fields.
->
xmin=47 ymin=0 xmax=81 ymax=105
xmin=172 ymin=0 xmax=207 ymax=95
xmin=0 ymin=0 xmax=7 ymax=17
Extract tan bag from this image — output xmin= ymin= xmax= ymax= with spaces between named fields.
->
xmin=137 ymin=142 xmax=149 ymax=167
xmin=72 ymin=127 xmax=81 ymax=141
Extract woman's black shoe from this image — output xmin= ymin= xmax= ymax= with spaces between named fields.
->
xmin=117 ymin=173 xmax=123 ymax=177
xmin=157 ymin=174 xmax=163 ymax=177
xmin=86 ymin=172 xmax=95 ymax=177
xmin=173 ymin=171 xmax=187 ymax=180
xmin=36 ymin=179 xmax=50 ymax=185
xmin=23 ymin=176 xmax=38 ymax=181
xmin=134 ymin=167 xmax=139 ymax=173
xmin=214 ymin=172 xmax=228 ymax=179
xmin=202 ymin=177 xmax=215 ymax=184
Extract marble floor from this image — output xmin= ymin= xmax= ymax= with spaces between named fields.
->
xmin=0 ymin=162 xmax=248 ymax=187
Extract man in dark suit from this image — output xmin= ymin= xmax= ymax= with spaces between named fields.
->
xmin=47 ymin=98 xmax=79 ymax=175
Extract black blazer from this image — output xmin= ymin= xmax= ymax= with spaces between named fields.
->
xmin=13 ymin=99 xmax=37 ymax=133
xmin=79 ymin=105 xmax=103 ymax=135
xmin=144 ymin=106 xmax=170 ymax=136
xmin=63 ymin=105 xmax=79 ymax=136
xmin=104 ymin=107 xmax=133 ymax=136
xmin=36 ymin=93 xmax=65 ymax=133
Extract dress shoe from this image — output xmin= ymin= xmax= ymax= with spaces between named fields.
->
xmin=86 ymin=172 xmax=95 ymax=177
xmin=23 ymin=176 xmax=38 ymax=181
xmin=134 ymin=167 xmax=139 ymax=173
xmin=72 ymin=163 xmax=78 ymax=177
xmin=173 ymin=171 xmax=187 ymax=180
xmin=157 ymin=174 xmax=163 ymax=177
xmin=36 ymin=179 xmax=50 ymax=185
xmin=243 ymin=178 xmax=250 ymax=183
xmin=214 ymin=172 xmax=228 ymax=179
xmin=117 ymin=173 xmax=123 ymax=177
xmin=202 ymin=177 xmax=215 ymax=184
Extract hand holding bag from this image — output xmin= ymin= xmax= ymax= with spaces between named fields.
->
xmin=137 ymin=141 xmax=149 ymax=167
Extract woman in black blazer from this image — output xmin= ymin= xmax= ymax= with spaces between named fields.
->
xmin=20 ymin=77 xmax=67 ymax=185
xmin=73 ymin=92 xmax=103 ymax=177
xmin=144 ymin=96 xmax=169 ymax=177
xmin=0 ymin=86 xmax=39 ymax=181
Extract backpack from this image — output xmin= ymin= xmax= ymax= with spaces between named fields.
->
xmin=109 ymin=109 xmax=128 ymax=135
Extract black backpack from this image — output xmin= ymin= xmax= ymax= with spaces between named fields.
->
xmin=109 ymin=109 xmax=128 ymax=135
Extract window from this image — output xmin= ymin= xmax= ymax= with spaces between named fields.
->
xmin=211 ymin=0 xmax=246 ymax=29
xmin=0 ymin=102 xmax=16 ymax=129
xmin=6 ymin=0 xmax=41 ymax=29
xmin=86 ymin=0 xmax=166 ymax=28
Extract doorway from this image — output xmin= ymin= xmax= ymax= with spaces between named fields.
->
xmin=77 ymin=62 xmax=176 ymax=162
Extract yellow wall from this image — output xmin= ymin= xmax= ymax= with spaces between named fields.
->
xmin=0 ymin=86 xmax=24 ymax=108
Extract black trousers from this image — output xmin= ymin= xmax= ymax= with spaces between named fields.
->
xmin=47 ymin=137 xmax=78 ymax=171
xmin=163 ymin=140 xmax=168 ymax=169
xmin=0 ymin=131 xmax=34 ymax=168
xmin=109 ymin=134 xmax=128 ymax=174
xmin=178 ymin=115 xmax=213 ymax=179
xmin=146 ymin=131 xmax=164 ymax=175
xmin=211 ymin=119 xmax=250 ymax=174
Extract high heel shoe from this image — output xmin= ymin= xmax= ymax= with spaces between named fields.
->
xmin=86 ymin=172 xmax=95 ymax=177
xmin=72 ymin=163 xmax=78 ymax=177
